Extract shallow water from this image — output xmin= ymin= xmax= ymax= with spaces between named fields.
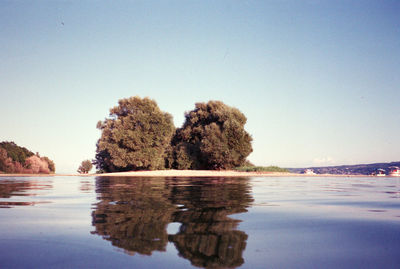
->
xmin=0 ymin=176 xmax=399 ymax=268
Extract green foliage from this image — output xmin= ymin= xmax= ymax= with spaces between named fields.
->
xmin=78 ymin=159 xmax=93 ymax=174
xmin=163 ymin=144 xmax=175 ymax=169
xmin=41 ymin=156 xmax=55 ymax=173
xmin=0 ymin=147 xmax=13 ymax=173
xmin=173 ymin=142 xmax=194 ymax=169
xmin=0 ymin=141 xmax=34 ymax=164
xmin=94 ymin=96 xmax=175 ymax=172
xmin=172 ymin=101 xmax=253 ymax=170
xmin=0 ymin=141 xmax=55 ymax=174
xmin=234 ymin=166 xmax=289 ymax=173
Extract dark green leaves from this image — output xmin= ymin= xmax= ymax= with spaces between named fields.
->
xmin=94 ymin=96 xmax=175 ymax=172
xmin=172 ymin=101 xmax=253 ymax=170
xmin=95 ymin=98 xmax=253 ymax=172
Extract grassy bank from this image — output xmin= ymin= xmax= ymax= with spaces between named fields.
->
xmin=234 ymin=166 xmax=290 ymax=173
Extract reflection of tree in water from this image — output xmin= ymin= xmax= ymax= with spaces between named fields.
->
xmin=0 ymin=180 xmax=32 ymax=199
xmin=79 ymin=179 xmax=94 ymax=193
xmin=0 ymin=179 xmax=52 ymax=208
xmin=169 ymin=178 xmax=253 ymax=268
xmin=92 ymin=177 xmax=253 ymax=267
xmin=92 ymin=177 xmax=177 ymax=255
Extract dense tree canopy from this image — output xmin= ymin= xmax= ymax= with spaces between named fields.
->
xmin=0 ymin=141 xmax=33 ymax=164
xmin=171 ymin=101 xmax=253 ymax=170
xmin=0 ymin=141 xmax=55 ymax=174
xmin=78 ymin=160 xmax=93 ymax=174
xmin=94 ymin=96 xmax=175 ymax=172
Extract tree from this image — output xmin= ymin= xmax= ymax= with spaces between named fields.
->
xmin=0 ymin=141 xmax=55 ymax=174
xmin=94 ymin=96 xmax=175 ymax=172
xmin=172 ymin=101 xmax=252 ymax=170
xmin=25 ymin=155 xmax=50 ymax=174
xmin=0 ymin=141 xmax=34 ymax=164
xmin=0 ymin=147 xmax=13 ymax=173
xmin=78 ymin=160 xmax=93 ymax=174
xmin=42 ymin=156 xmax=55 ymax=173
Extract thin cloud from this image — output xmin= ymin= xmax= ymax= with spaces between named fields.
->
xmin=313 ymin=156 xmax=335 ymax=166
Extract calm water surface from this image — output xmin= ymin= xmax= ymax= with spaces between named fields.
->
xmin=0 ymin=176 xmax=399 ymax=268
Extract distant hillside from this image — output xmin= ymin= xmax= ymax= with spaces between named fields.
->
xmin=288 ymin=162 xmax=400 ymax=175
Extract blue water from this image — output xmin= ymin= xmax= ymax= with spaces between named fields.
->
xmin=0 ymin=176 xmax=399 ymax=268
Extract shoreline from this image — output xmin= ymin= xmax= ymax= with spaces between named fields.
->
xmin=95 ymin=170 xmax=294 ymax=177
xmin=0 ymin=170 xmax=375 ymax=178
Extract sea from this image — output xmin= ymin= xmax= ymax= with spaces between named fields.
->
xmin=0 ymin=175 xmax=399 ymax=268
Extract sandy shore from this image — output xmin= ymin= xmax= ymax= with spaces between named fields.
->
xmin=95 ymin=169 xmax=296 ymax=177
xmin=0 ymin=173 xmax=56 ymax=177
xmin=0 ymin=170 xmax=292 ymax=177
xmin=94 ymin=170 xmax=371 ymax=177
xmin=0 ymin=170 xmax=371 ymax=177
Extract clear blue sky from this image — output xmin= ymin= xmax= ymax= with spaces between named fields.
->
xmin=1 ymin=0 xmax=399 ymax=173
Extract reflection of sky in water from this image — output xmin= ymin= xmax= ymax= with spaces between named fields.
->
xmin=0 ymin=176 xmax=399 ymax=268
xmin=250 ymin=177 xmax=400 ymax=221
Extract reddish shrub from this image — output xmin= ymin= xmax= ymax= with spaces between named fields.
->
xmin=25 ymin=155 xmax=50 ymax=174
xmin=12 ymin=161 xmax=26 ymax=173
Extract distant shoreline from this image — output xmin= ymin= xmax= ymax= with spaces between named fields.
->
xmin=0 ymin=170 xmax=375 ymax=178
